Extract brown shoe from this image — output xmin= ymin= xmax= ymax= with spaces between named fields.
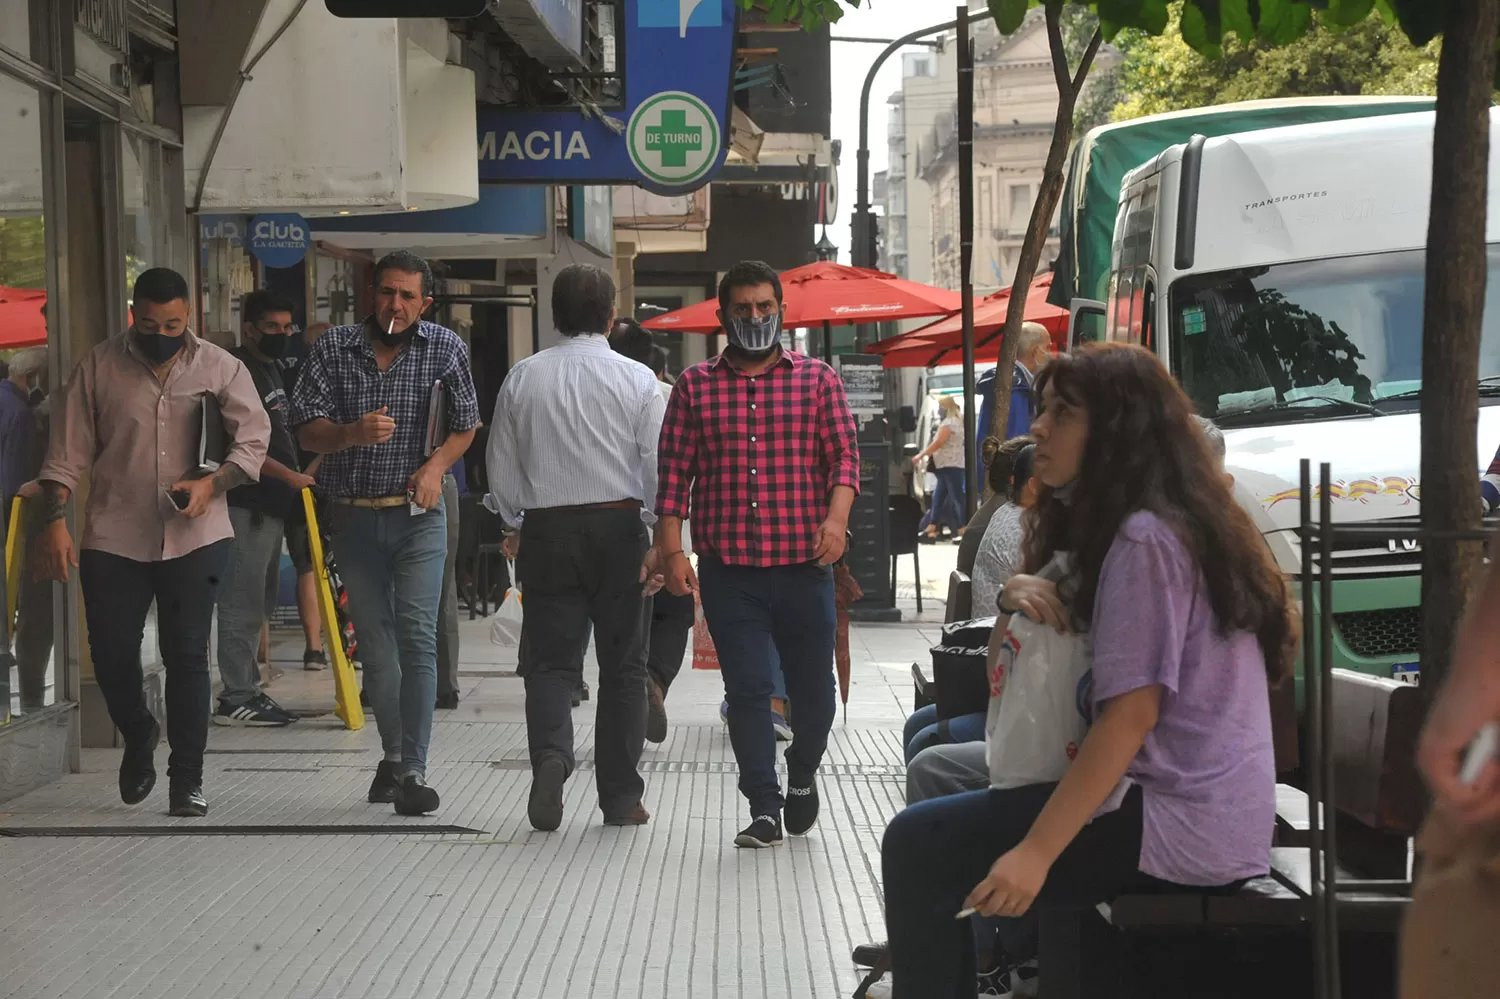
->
xmin=603 ymin=802 xmax=651 ymax=826
xmin=646 ymin=677 xmax=668 ymax=744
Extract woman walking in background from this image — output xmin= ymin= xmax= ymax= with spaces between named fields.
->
xmin=913 ymin=396 xmax=966 ymax=542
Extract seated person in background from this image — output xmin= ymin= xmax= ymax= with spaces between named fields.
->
xmin=902 ymin=437 xmax=1035 ymax=765
xmin=968 ymin=440 xmax=1036 ymax=619
xmin=879 ymin=343 xmax=1296 ymax=999
xmin=954 ymin=436 xmax=1014 ymax=578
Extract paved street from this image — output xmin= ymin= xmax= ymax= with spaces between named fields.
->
xmin=0 ymin=546 xmax=960 ymax=999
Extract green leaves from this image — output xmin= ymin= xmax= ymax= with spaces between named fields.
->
xmin=989 ymin=0 xmax=1032 ymax=34
xmin=735 ymin=0 xmax=860 ymax=31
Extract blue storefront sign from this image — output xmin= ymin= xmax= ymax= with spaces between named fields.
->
xmin=311 ymin=185 xmax=549 ymax=238
xmin=247 ymin=213 xmax=311 ymax=269
xmin=477 ymin=0 xmax=737 ymax=195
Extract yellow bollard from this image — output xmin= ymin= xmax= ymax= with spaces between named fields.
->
xmin=5 ymin=496 xmax=23 ymax=633
xmin=301 ymin=488 xmax=364 ymax=730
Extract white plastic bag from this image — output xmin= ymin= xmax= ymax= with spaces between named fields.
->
xmin=488 ymin=586 xmax=524 ymax=647
xmin=985 ymin=611 xmax=1093 ymax=789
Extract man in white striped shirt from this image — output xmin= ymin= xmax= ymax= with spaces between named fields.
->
xmin=487 ymin=264 xmax=666 ymax=832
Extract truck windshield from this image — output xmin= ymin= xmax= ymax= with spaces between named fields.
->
xmin=1168 ymin=245 xmax=1500 ymax=425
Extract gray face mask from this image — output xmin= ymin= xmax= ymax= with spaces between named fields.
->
xmin=725 ymin=312 xmax=783 ymax=355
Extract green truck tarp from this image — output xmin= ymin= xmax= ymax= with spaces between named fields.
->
xmin=1049 ymin=97 xmax=1439 ymax=312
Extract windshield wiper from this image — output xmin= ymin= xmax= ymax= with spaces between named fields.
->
xmin=1216 ymin=394 xmax=1385 ymax=424
xmin=1379 ymin=375 xmax=1500 ymax=403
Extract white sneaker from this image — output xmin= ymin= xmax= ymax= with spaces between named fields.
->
xmin=862 ymin=980 xmax=892 ymax=999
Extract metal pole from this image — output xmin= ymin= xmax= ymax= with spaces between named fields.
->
xmin=852 ymin=16 xmax=965 ymax=269
xmin=1318 ymin=462 xmax=1343 ymax=999
xmin=1300 ymin=459 xmax=1328 ymax=999
xmin=957 ymin=6 xmax=978 ymax=518
xmin=823 ymin=319 xmax=834 ymax=364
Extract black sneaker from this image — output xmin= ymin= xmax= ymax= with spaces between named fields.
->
xmin=119 ymin=719 xmax=161 ymax=805
xmin=168 ymin=784 xmax=208 ymax=817
xmin=784 ymin=778 xmax=819 ymax=835
xmin=394 ymin=774 xmax=440 ymax=816
xmin=853 ymin=942 xmax=888 ymax=968
xmin=435 ymin=691 xmax=459 ymax=710
xmin=734 ymin=815 xmax=783 ymax=848
xmin=213 ymin=694 xmax=297 ymax=727
xmin=303 ymin=648 xmax=328 ymax=671
xmin=368 ymin=760 xmax=401 ymax=803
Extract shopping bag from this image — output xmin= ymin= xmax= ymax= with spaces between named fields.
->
xmin=692 ymin=591 xmax=719 ymax=670
xmin=489 ymin=585 xmax=524 ymax=647
xmin=985 ymin=611 xmax=1092 ymax=789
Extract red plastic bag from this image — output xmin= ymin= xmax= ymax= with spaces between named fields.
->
xmin=692 ymin=592 xmax=719 ymax=670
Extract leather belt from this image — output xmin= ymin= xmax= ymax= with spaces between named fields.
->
xmin=329 ymin=495 xmax=410 ymax=509
xmin=531 ymin=499 xmax=643 ymax=514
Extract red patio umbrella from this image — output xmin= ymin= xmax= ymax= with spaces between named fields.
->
xmin=0 ymin=287 xmax=48 ymax=349
xmin=869 ymin=273 xmax=1068 ymax=366
xmin=643 ymin=261 xmax=961 ymax=359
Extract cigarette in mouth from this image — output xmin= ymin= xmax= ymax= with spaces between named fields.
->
xmin=387 ymin=316 xmax=396 ymax=337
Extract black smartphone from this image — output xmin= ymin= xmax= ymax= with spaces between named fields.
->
xmin=166 ymin=489 xmax=190 ymax=511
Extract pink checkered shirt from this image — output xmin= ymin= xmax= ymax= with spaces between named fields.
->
xmin=656 ymin=350 xmax=860 ymax=567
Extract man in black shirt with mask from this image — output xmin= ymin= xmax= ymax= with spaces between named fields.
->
xmin=213 ymin=290 xmax=318 ymax=726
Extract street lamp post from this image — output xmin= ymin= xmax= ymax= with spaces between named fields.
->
xmin=851 ymin=14 xmax=993 ymax=269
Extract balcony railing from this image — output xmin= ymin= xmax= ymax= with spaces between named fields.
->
xmin=75 ymin=0 xmax=128 ymax=54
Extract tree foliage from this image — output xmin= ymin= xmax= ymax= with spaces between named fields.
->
xmin=1107 ymin=4 xmax=1440 ymax=122
xmin=735 ymin=0 xmax=862 ymax=30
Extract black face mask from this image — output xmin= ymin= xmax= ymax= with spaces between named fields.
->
xmin=256 ymin=333 xmax=290 ymax=359
xmin=135 ymin=329 xmax=185 ymax=364
xmin=377 ymin=327 xmax=414 ymax=350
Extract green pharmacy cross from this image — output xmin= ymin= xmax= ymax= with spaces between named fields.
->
xmin=644 ymin=110 xmax=704 ymax=168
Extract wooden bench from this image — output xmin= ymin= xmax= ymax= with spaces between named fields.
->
xmin=945 ymin=570 xmax=972 ymax=623
xmin=1041 ymin=669 xmax=1419 ymax=997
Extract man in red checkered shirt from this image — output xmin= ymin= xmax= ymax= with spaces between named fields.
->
xmin=650 ymin=260 xmax=860 ymax=849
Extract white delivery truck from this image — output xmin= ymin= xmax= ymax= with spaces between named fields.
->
xmin=1102 ymin=108 xmax=1500 ymax=686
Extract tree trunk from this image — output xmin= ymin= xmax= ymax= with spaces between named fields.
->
xmin=1419 ymin=0 xmax=1496 ymax=699
xmin=989 ymin=2 xmax=1101 ymax=442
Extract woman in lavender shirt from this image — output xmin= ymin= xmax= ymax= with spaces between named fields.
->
xmin=880 ymin=344 xmax=1297 ymax=998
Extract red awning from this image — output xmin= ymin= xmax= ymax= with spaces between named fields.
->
xmin=0 ymin=287 xmax=47 ymax=349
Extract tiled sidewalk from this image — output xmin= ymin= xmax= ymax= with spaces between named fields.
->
xmin=0 ymin=553 xmax=954 ymax=999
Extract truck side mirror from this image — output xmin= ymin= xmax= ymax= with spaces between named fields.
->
xmin=898 ymin=405 xmax=918 ymax=433
xmin=1069 ymin=299 xmax=1107 ymax=350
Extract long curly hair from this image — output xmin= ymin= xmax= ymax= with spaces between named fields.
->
xmin=1022 ymin=344 xmax=1296 ymax=682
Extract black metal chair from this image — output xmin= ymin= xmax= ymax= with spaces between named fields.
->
xmin=889 ymin=495 xmax=923 ymax=614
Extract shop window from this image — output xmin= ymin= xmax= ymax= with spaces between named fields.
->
xmin=0 ymin=0 xmax=43 ymax=64
xmin=0 ymin=77 xmax=51 ymax=718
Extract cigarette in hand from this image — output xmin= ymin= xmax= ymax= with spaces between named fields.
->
xmin=954 ymin=907 xmax=977 ymax=920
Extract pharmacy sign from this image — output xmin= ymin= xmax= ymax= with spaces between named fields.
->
xmin=627 ymin=92 xmax=720 ymax=188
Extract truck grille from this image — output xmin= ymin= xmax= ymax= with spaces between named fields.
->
xmin=1332 ymin=607 xmax=1421 ymax=660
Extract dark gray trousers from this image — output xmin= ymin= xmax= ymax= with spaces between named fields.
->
xmin=436 ymin=474 xmax=461 ymax=700
xmin=517 ymin=507 xmax=649 ymax=816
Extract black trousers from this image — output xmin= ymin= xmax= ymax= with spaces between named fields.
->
xmin=646 ymin=589 xmax=695 ymax=692
xmin=516 ymin=507 xmax=649 ymax=816
xmin=79 ymin=541 xmax=230 ymax=785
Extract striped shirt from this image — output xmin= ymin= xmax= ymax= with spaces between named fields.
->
xmin=656 ymin=349 xmax=860 ymax=567
xmin=288 ymin=319 xmax=480 ymax=499
xmin=1484 ymin=442 xmax=1500 ymax=514
xmin=486 ymin=334 xmax=666 ymax=527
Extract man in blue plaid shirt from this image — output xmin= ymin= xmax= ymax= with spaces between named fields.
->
xmin=290 ymin=251 xmax=480 ymax=816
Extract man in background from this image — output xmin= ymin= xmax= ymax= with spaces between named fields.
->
xmin=35 ymin=267 xmax=270 ymax=816
xmin=291 ymin=251 xmax=479 ymax=816
xmin=214 ymin=290 xmax=316 ymax=727
xmin=975 ymin=322 xmax=1052 ymax=466
xmin=4 ymin=348 xmax=48 ymax=714
xmin=489 ymin=265 xmax=664 ymax=831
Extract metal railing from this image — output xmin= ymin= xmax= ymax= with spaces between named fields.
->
xmin=1298 ymin=458 xmax=1494 ymax=999
xmin=74 ymin=0 xmax=129 ymax=54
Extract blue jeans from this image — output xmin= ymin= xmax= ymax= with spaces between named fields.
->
xmin=902 ymin=704 xmax=987 ymax=765
xmin=698 ymin=556 xmax=836 ymax=819
xmin=330 ymin=501 xmax=448 ymax=778
xmin=921 ymin=467 xmax=966 ymax=532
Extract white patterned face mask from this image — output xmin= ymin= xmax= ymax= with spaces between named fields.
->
xmin=724 ymin=312 xmax=783 ymax=354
